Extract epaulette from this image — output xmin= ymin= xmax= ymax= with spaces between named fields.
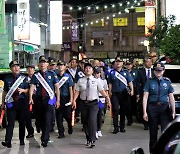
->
xmin=163 ymin=77 xmax=170 ymax=81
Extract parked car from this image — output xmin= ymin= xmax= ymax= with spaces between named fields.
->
xmin=131 ymin=116 xmax=180 ymax=154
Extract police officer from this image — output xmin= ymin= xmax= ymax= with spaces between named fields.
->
xmin=48 ymin=57 xmax=57 ymax=132
xmin=25 ymin=65 xmax=35 ymax=138
xmin=56 ymin=60 xmax=74 ymax=138
xmin=125 ymin=61 xmax=138 ymax=125
xmin=143 ymin=62 xmax=176 ymax=153
xmin=108 ymin=57 xmax=134 ymax=134
xmin=29 ymin=56 xmax=60 ymax=147
xmin=73 ymin=63 xmax=110 ymax=148
xmin=1 ymin=61 xmax=29 ymax=148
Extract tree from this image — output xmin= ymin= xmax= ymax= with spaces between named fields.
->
xmin=148 ymin=15 xmax=180 ymax=63
xmin=161 ymin=25 xmax=180 ymax=64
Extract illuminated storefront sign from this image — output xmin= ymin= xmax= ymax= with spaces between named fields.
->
xmin=50 ymin=1 xmax=62 ymax=44
xmin=113 ymin=18 xmax=128 ymax=26
xmin=17 ymin=0 xmax=30 ymax=40
xmin=145 ymin=0 xmax=156 ymax=36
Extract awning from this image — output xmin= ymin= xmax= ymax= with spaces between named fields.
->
xmin=14 ymin=40 xmax=40 ymax=54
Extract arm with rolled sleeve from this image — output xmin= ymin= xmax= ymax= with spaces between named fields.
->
xmin=168 ymin=81 xmax=175 ymax=119
xmin=73 ymin=80 xmax=80 ymax=109
xmin=142 ymin=80 xmax=150 ymax=121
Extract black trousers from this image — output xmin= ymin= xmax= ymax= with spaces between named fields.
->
xmin=35 ymin=96 xmax=54 ymax=143
xmin=24 ymin=96 xmax=34 ymax=135
xmin=147 ymin=103 xmax=170 ymax=153
xmin=97 ymin=107 xmax=103 ymax=131
xmin=5 ymin=98 xmax=25 ymax=142
xmin=111 ymin=92 xmax=128 ymax=129
xmin=56 ymin=105 xmax=72 ymax=135
xmin=80 ymin=100 xmax=99 ymax=142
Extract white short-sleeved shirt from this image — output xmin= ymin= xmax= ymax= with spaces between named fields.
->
xmin=76 ymin=75 xmax=103 ymax=101
xmin=98 ymin=78 xmax=108 ymax=96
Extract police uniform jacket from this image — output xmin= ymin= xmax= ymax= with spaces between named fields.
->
xmin=4 ymin=73 xmax=29 ymax=101
xmin=143 ymin=77 xmax=174 ymax=104
xmin=57 ymin=72 xmax=74 ymax=97
xmin=108 ymin=69 xmax=133 ymax=93
xmin=30 ymin=70 xmax=59 ymax=97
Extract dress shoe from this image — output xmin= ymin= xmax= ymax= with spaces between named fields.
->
xmin=85 ymin=141 xmax=90 ymax=146
xmin=20 ymin=140 xmax=25 ymax=145
xmin=41 ymin=142 xmax=47 ymax=147
xmin=26 ymin=134 xmax=34 ymax=138
xmin=58 ymin=134 xmax=65 ymax=139
xmin=112 ymin=127 xmax=119 ymax=134
xmin=120 ymin=128 xmax=126 ymax=133
xmin=68 ymin=127 xmax=73 ymax=134
xmin=1 ymin=141 xmax=12 ymax=148
xmin=144 ymin=126 xmax=149 ymax=130
xmin=86 ymin=141 xmax=95 ymax=148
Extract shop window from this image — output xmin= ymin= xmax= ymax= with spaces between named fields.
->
xmin=137 ymin=17 xmax=145 ymax=26
xmin=137 ymin=37 xmax=146 ymax=46
xmin=91 ymin=38 xmax=104 ymax=46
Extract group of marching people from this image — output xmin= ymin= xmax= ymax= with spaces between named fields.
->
xmin=1 ymin=56 xmax=175 ymax=153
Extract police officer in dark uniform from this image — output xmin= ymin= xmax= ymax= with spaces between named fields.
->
xmin=56 ymin=60 xmax=74 ymax=138
xmin=73 ymin=63 xmax=110 ymax=148
xmin=143 ymin=62 xmax=176 ymax=153
xmin=108 ymin=57 xmax=134 ymax=134
xmin=1 ymin=61 xmax=29 ymax=148
xmin=125 ymin=61 xmax=138 ymax=125
xmin=29 ymin=56 xmax=60 ymax=147
xmin=48 ymin=57 xmax=57 ymax=132
xmin=25 ymin=65 xmax=35 ymax=138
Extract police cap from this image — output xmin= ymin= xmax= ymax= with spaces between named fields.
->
xmin=9 ymin=60 xmax=20 ymax=68
xmin=39 ymin=56 xmax=48 ymax=63
xmin=57 ymin=60 xmax=66 ymax=66
xmin=115 ymin=57 xmax=123 ymax=62
xmin=84 ymin=63 xmax=93 ymax=69
xmin=153 ymin=62 xmax=165 ymax=71
xmin=26 ymin=64 xmax=35 ymax=69
xmin=94 ymin=67 xmax=101 ymax=73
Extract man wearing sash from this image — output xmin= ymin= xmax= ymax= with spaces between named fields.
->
xmin=29 ymin=56 xmax=60 ymax=147
xmin=108 ymin=57 xmax=134 ymax=134
xmin=56 ymin=60 xmax=74 ymax=138
xmin=1 ymin=61 xmax=29 ymax=148
xmin=25 ymin=65 xmax=35 ymax=138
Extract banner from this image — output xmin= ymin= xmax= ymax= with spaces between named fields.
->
xmin=17 ymin=0 xmax=30 ymax=40
xmin=113 ymin=18 xmax=128 ymax=27
xmin=71 ymin=22 xmax=79 ymax=42
xmin=145 ymin=0 xmax=156 ymax=36
xmin=0 ymin=0 xmax=5 ymax=34
xmin=50 ymin=1 xmax=62 ymax=44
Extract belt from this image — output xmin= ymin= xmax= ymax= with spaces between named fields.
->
xmin=82 ymin=99 xmax=97 ymax=103
xmin=149 ymin=102 xmax=168 ymax=105
xmin=37 ymin=96 xmax=49 ymax=100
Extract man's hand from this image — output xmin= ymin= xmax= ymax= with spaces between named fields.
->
xmin=130 ymin=91 xmax=134 ymax=96
xmin=55 ymin=101 xmax=60 ymax=109
xmin=18 ymin=88 xmax=24 ymax=94
xmin=143 ymin=112 xmax=148 ymax=121
xmin=29 ymin=98 xmax=34 ymax=105
xmin=72 ymin=100 xmax=76 ymax=109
